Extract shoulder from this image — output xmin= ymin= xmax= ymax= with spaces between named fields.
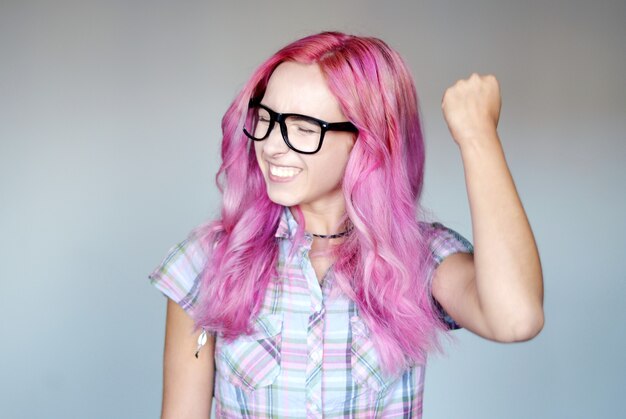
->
xmin=148 ymin=226 xmax=214 ymax=315
xmin=419 ymin=221 xmax=474 ymax=267
xmin=150 ymin=228 xmax=209 ymax=281
xmin=419 ymin=221 xmax=474 ymax=330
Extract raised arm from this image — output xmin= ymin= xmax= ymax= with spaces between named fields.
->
xmin=161 ymin=299 xmax=215 ymax=418
xmin=432 ymin=73 xmax=544 ymax=342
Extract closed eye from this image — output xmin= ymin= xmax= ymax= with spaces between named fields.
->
xmin=296 ymin=126 xmax=317 ymax=134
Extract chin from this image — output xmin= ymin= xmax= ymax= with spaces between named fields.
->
xmin=266 ymin=189 xmax=302 ymax=207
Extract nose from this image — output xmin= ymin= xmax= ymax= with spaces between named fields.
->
xmin=262 ymin=121 xmax=290 ymax=156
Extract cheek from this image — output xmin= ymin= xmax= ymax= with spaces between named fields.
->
xmin=310 ymin=154 xmax=348 ymax=188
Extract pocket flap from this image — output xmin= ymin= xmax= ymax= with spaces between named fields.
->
xmin=216 ymin=313 xmax=284 ymax=391
xmin=249 ymin=313 xmax=283 ymax=340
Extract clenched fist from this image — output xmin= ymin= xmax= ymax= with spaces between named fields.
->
xmin=441 ymin=73 xmax=501 ymax=147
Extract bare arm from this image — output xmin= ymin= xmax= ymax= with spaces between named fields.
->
xmin=162 ymin=299 xmax=215 ymax=418
xmin=432 ymin=73 xmax=544 ymax=342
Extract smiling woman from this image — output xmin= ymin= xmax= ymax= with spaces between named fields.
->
xmin=252 ymin=62 xmax=357 ymax=209
xmin=148 ymin=31 xmax=543 ymax=418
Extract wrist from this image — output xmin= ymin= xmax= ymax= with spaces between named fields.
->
xmin=458 ymin=132 xmax=506 ymax=167
xmin=457 ymin=130 xmax=501 ymax=154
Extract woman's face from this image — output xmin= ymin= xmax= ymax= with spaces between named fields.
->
xmin=254 ymin=61 xmax=356 ymax=209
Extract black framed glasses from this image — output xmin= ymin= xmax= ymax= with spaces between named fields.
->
xmin=243 ymin=99 xmax=358 ymax=154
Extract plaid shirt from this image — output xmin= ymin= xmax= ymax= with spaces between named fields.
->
xmin=149 ymin=207 xmax=473 ymax=418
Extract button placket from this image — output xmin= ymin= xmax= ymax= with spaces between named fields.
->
xmin=305 ymin=303 xmax=325 ymax=414
xmin=300 ymin=237 xmax=326 ymax=415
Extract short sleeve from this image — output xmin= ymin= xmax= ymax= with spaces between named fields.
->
xmin=421 ymin=222 xmax=474 ymax=330
xmin=147 ymin=231 xmax=208 ymax=315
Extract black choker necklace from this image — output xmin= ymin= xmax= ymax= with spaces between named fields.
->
xmin=310 ymin=225 xmax=354 ymax=239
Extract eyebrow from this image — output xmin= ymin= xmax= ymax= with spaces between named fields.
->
xmin=260 ymin=103 xmax=320 ymax=121
xmin=288 ymin=115 xmax=317 ymax=123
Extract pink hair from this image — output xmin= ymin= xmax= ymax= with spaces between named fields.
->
xmin=192 ymin=32 xmax=449 ymax=376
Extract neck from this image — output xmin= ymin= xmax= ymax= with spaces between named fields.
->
xmin=290 ymin=200 xmax=350 ymax=239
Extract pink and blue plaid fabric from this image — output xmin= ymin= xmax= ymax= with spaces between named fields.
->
xmin=149 ymin=206 xmax=473 ymax=418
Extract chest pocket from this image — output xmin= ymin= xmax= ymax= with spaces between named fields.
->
xmin=350 ymin=316 xmax=402 ymax=394
xmin=216 ymin=313 xmax=283 ymax=392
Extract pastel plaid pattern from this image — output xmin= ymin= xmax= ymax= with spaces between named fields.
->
xmin=149 ymin=207 xmax=473 ymax=418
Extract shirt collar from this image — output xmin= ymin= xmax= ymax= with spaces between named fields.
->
xmin=274 ymin=206 xmax=299 ymax=240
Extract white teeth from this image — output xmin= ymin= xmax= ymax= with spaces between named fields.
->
xmin=270 ymin=164 xmax=301 ymax=178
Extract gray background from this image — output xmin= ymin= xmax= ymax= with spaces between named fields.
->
xmin=1 ymin=1 xmax=625 ymax=418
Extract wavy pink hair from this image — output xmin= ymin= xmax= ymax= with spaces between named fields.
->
xmin=192 ymin=32 xmax=450 ymax=375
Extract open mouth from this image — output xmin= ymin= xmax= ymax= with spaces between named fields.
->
xmin=268 ymin=163 xmax=302 ymax=181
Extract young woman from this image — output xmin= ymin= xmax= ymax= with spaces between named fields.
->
xmin=149 ymin=32 xmax=543 ymax=418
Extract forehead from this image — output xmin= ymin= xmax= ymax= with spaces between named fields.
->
xmin=262 ymin=61 xmax=346 ymax=120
